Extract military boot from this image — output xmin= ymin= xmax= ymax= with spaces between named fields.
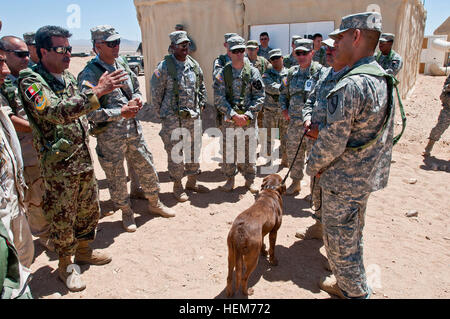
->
xmin=58 ymin=256 xmax=86 ymax=292
xmin=319 ymin=275 xmax=346 ymax=299
xmin=122 ymin=207 xmax=137 ymax=233
xmin=147 ymin=195 xmax=176 ymax=218
xmin=422 ymin=140 xmax=435 ymax=157
xmin=286 ymin=179 xmax=301 ymax=196
xmin=221 ymin=177 xmax=235 ymax=192
xmin=245 ymin=179 xmax=259 ymax=194
xmin=74 ymin=241 xmax=112 ymax=266
xmin=185 ymin=175 xmax=210 ymax=193
xmin=295 ymin=220 xmax=323 ymax=240
xmin=173 ymin=180 xmax=188 ymax=202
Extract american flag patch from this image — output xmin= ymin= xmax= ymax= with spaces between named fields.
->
xmin=154 ymin=69 xmax=161 ymax=79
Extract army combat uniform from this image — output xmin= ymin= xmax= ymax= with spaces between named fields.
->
xmin=375 ymin=51 xmax=403 ymax=77
xmin=258 ymin=45 xmax=273 ymax=61
xmin=1 ymin=75 xmax=50 ymax=249
xmin=313 ymin=46 xmax=328 ymax=66
xmin=18 ymin=63 xmax=101 ymax=258
xmin=280 ymin=39 xmax=322 ymax=193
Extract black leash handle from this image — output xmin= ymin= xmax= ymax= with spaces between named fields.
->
xmin=282 ymin=129 xmax=309 ymax=185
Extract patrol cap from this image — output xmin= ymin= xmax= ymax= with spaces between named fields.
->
xmin=329 ymin=12 xmax=382 ymax=40
xmin=170 ymin=31 xmax=190 ymax=44
xmin=23 ymin=32 xmax=36 ymax=45
xmin=294 ymin=39 xmax=314 ymax=52
xmin=246 ymin=40 xmax=259 ymax=49
xmin=269 ymin=48 xmax=283 ymax=59
xmin=291 ymin=35 xmax=302 ymax=43
xmin=227 ymin=36 xmax=246 ymax=51
xmin=224 ymin=33 xmax=239 ymax=42
xmin=91 ymin=25 xmax=121 ymax=42
xmin=321 ymin=38 xmax=335 ymax=48
xmin=379 ymin=33 xmax=395 ymax=42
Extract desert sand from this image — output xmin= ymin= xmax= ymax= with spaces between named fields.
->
xmin=28 ymin=57 xmax=449 ymax=299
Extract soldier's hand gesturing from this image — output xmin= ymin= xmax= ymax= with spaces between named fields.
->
xmin=121 ymin=100 xmax=140 ymax=119
xmin=93 ymin=70 xmax=128 ymax=98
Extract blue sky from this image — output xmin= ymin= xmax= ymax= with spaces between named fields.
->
xmin=0 ymin=0 xmax=448 ymax=40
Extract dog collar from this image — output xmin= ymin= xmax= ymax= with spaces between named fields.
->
xmin=262 ymin=185 xmax=279 ymax=191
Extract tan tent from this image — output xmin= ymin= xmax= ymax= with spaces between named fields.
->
xmin=134 ymin=0 xmax=426 ymax=104
xmin=434 ymin=16 xmax=450 ymax=40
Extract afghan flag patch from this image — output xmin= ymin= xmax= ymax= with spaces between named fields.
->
xmin=25 ymin=83 xmax=40 ymax=100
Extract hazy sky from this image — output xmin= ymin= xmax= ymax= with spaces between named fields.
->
xmin=0 ymin=0 xmax=448 ymax=40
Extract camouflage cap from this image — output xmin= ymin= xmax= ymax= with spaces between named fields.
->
xmin=91 ymin=25 xmax=121 ymax=42
xmin=224 ymin=33 xmax=239 ymax=42
xmin=23 ymin=32 xmax=36 ymax=45
xmin=329 ymin=12 xmax=382 ymax=40
xmin=246 ymin=40 xmax=259 ymax=49
xmin=379 ymin=33 xmax=395 ymax=42
xmin=294 ymin=39 xmax=314 ymax=52
xmin=322 ymin=38 xmax=335 ymax=48
xmin=170 ymin=31 xmax=190 ymax=45
xmin=227 ymin=35 xmax=246 ymax=51
xmin=269 ymin=48 xmax=283 ymax=59
xmin=291 ymin=35 xmax=302 ymax=43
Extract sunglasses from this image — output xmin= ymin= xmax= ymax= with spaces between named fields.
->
xmin=231 ymin=48 xmax=245 ymax=54
xmin=102 ymin=39 xmax=121 ymax=48
xmin=4 ymin=49 xmax=30 ymax=58
xmin=177 ymin=42 xmax=190 ymax=49
xmin=295 ymin=51 xmax=310 ymax=56
xmin=270 ymin=56 xmax=282 ymax=61
xmin=50 ymin=46 xmax=72 ymax=54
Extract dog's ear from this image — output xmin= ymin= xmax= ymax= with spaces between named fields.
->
xmin=277 ymin=184 xmax=286 ymax=195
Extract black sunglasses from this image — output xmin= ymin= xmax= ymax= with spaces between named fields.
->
xmin=4 ymin=49 xmax=30 ymax=58
xmin=270 ymin=56 xmax=282 ymax=61
xmin=177 ymin=42 xmax=190 ymax=49
xmin=50 ymin=46 xmax=72 ymax=54
xmin=295 ymin=51 xmax=310 ymax=56
xmin=231 ymin=48 xmax=245 ymax=54
xmin=103 ymin=39 xmax=121 ymax=48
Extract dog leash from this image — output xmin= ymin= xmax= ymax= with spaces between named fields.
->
xmin=282 ymin=129 xmax=309 ymax=185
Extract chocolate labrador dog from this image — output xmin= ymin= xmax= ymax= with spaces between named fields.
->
xmin=226 ymin=174 xmax=285 ymax=297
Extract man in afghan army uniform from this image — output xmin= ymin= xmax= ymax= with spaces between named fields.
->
xmin=312 ymin=33 xmax=328 ymax=66
xmin=23 ymin=32 xmax=39 ymax=68
xmin=306 ymin=12 xmax=396 ymax=299
xmin=423 ymin=73 xmax=450 ymax=156
xmin=280 ymin=38 xmax=322 ymax=196
xmin=151 ymin=31 xmax=209 ymax=202
xmin=283 ymin=35 xmax=302 ymax=69
xmin=261 ymin=49 xmax=288 ymax=166
xmin=296 ymin=37 xmax=348 ymax=241
xmin=213 ymin=36 xmax=265 ymax=193
xmin=17 ymin=25 xmax=124 ymax=292
xmin=78 ymin=25 xmax=175 ymax=233
xmin=375 ymin=33 xmax=403 ymax=76
xmin=0 ymin=36 xmax=53 ymax=252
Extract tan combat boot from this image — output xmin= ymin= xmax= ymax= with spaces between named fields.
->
xmin=295 ymin=220 xmax=323 ymax=240
xmin=173 ymin=180 xmax=188 ymax=202
xmin=74 ymin=240 xmax=112 ymax=266
xmin=58 ymin=256 xmax=86 ymax=292
xmin=122 ymin=207 xmax=137 ymax=233
xmin=147 ymin=195 xmax=176 ymax=218
xmin=185 ymin=175 xmax=210 ymax=193
xmin=286 ymin=179 xmax=301 ymax=196
xmin=245 ymin=179 xmax=259 ymax=194
xmin=221 ymin=177 xmax=235 ymax=192
xmin=319 ymin=275 xmax=346 ymax=299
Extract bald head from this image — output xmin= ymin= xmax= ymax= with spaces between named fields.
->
xmin=0 ymin=36 xmax=30 ymax=76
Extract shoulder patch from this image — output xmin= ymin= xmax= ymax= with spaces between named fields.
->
xmin=153 ymin=69 xmax=161 ymax=79
xmin=34 ymin=92 xmax=48 ymax=111
xmin=328 ymin=94 xmax=339 ymax=115
xmin=215 ymin=72 xmax=223 ymax=83
xmin=81 ymin=80 xmax=95 ymax=89
xmin=282 ymin=77 xmax=288 ymax=87
xmin=25 ymin=83 xmax=41 ymax=100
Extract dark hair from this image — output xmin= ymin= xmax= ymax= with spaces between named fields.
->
xmin=260 ymin=32 xmax=269 ymax=38
xmin=35 ymin=25 xmax=72 ymax=59
xmin=313 ymin=33 xmax=323 ymax=40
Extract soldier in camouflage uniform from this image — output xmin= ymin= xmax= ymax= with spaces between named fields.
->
xmin=283 ymin=35 xmax=302 ymax=69
xmin=375 ymin=33 xmax=403 ymax=76
xmin=213 ymin=36 xmax=265 ymax=193
xmin=296 ymin=37 xmax=348 ymax=241
xmin=151 ymin=31 xmax=209 ymax=202
xmin=312 ymin=33 xmax=328 ymax=66
xmin=262 ymin=49 xmax=288 ymax=166
xmin=0 ymin=36 xmax=53 ymax=251
xmin=258 ymin=32 xmax=273 ymax=61
xmin=78 ymin=25 xmax=175 ymax=233
xmin=23 ymin=32 xmax=38 ymax=67
xmin=306 ymin=12 xmax=394 ymax=299
xmin=423 ymin=74 xmax=450 ymax=156
xmin=18 ymin=25 xmax=124 ymax=292
xmin=280 ymin=39 xmax=322 ymax=196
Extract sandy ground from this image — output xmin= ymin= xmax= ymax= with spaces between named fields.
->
xmin=28 ymin=57 xmax=449 ymax=299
